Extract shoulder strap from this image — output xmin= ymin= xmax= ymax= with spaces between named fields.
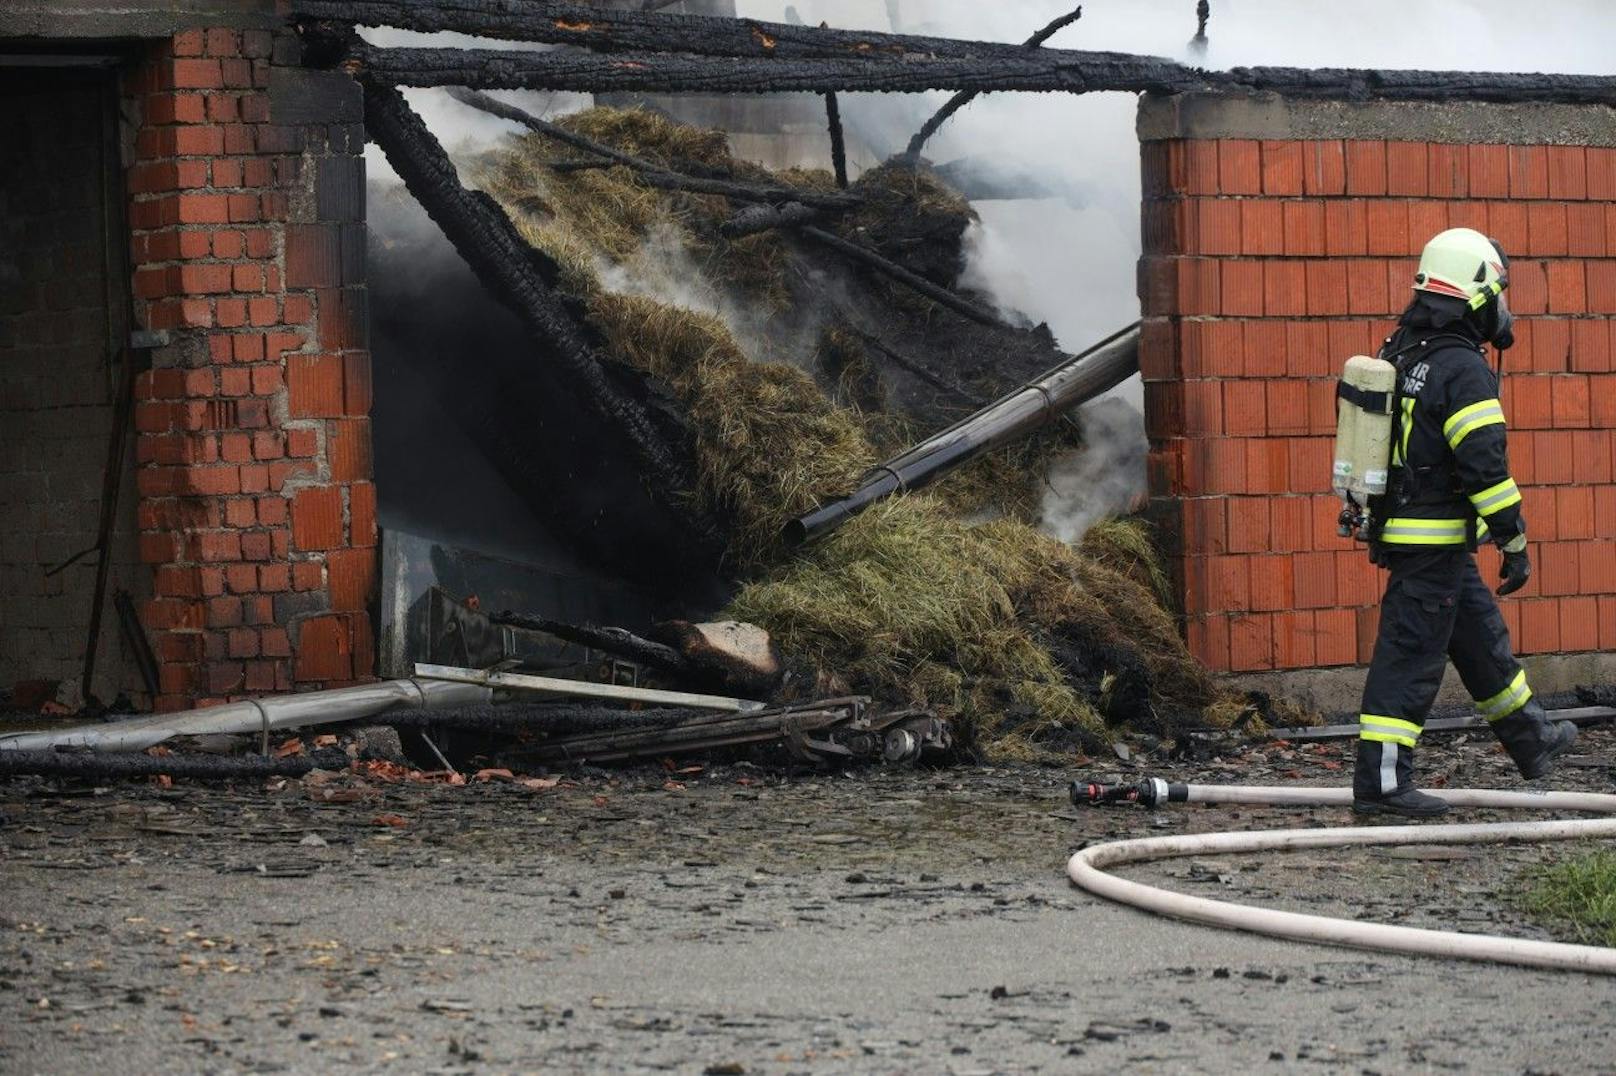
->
xmin=1381 ymin=331 xmax=1482 ymax=370
xmin=1337 ymin=380 xmax=1393 ymax=415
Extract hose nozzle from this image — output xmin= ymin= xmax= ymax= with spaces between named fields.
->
xmin=1071 ymin=777 xmax=1177 ymax=808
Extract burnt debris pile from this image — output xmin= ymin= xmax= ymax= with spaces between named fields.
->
xmin=317 ymin=0 xmax=1556 ymax=759
xmin=361 ymin=82 xmax=1232 ymax=759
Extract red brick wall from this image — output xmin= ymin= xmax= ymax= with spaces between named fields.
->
xmin=124 ymin=27 xmax=376 ymax=709
xmin=1142 ymin=126 xmax=1616 ymax=674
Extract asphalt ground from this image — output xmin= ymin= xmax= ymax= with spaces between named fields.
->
xmin=2 ymin=726 xmax=1614 ymax=1074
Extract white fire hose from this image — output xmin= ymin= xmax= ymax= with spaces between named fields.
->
xmin=1068 ymin=780 xmax=1616 ymax=975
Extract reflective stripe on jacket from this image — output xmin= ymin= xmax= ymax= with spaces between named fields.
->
xmin=1374 ymin=328 xmax=1525 ymax=552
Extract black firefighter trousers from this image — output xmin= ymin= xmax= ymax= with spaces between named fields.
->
xmin=1355 ymin=548 xmax=1533 ymax=799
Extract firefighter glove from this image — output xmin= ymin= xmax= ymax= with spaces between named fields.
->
xmin=1497 ymin=548 xmax=1531 ymax=597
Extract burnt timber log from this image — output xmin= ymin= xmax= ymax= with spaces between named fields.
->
xmin=719 ymin=200 xmax=820 ymax=238
xmin=787 ymin=323 xmax=1141 ymax=545
xmin=370 ymin=702 xmax=698 ymax=733
xmin=295 ymin=0 xmax=1118 ymax=62
xmin=361 ymin=81 xmax=702 ymax=535
xmin=491 ymin=609 xmax=694 ymax=677
xmin=444 ymin=87 xmax=860 ymax=210
xmin=798 ymin=225 xmax=1005 ymax=330
xmin=337 ymin=40 xmax=1616 ymax=104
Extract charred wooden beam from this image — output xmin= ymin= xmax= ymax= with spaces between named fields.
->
xmin=361 ymin=80 xmax=697 ymax=520
xmin=904 ymin=5 xmax=1082 ymax=159
xmin=547 ymin=158 xmax=615 ymax=172
xmin=339 ymin=40 xmax=1616 ymax=104
xmin=295 ymin=0 xmax=1102 ymax=62
xmin=374 ymin=702 xmax=698 ymax=733
xmin=491 ymin=609 xmax=694 ymax=677
xmin=847 ymin=327 xmax=986 ymax=408
xmin=823 ymin=91 xmax=848 ymax=188
xmin=445 ymin=86 xmax=861 ymax=209
xmin=799 ymin=225 xmax=1005 ymax=330
xmin=719 ymin=200 xmax=820 ymax=238
xmin=341 ymin=40 xmax=1187 ymax=94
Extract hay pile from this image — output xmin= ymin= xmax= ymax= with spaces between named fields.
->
xmin=475 ymin=107 xmax=1233 ymax=758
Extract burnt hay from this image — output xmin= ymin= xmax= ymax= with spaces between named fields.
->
xmin=474 ymin=106 xmax=1237 ymax=757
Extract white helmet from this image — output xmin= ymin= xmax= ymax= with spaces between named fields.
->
xmin=1412 ymin=227 xmax=1508 ymax=310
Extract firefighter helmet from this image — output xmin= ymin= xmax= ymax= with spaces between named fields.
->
xmin=1412 ymin=227 xmax=1509 ymax=310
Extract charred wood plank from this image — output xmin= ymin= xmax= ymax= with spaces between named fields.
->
xmin=342 ymin=40 xmax=1192 ymax=94
xmin=799 ymin=225 xmax=1005 ymax=330
xmin=340 ymin=40 xmax=1616 ymax=104
xmin=444 ymin=86 xmax=861 ymax=209
xmin=904 ymin=5 xmax=1083 ymax=159
xmin=372 ymin=702 xmax=698 ymax=733
xmin=491 ymin=609 xmax=694 ymax=676
xmin=296 ymin=0 xmax=1106 ymax=62
xmin=360 ymin=81 xmax=697 ymax=520
xmin=847 ymin=327 xmax=986 ymax=408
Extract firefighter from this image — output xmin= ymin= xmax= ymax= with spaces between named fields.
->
xmin=1354 ymin=227 xmax=1577 ymax=817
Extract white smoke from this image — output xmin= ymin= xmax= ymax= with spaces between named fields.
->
xmin=1038 ymin=397 xmax=1149 ymax=545
xmin=371 ymin=2 xmax=1616 ymax=545
xmin=740 ymin=0 xmax=1616 ymax=540
xmin=593 ymin=221 xmax=732 ymax=319
xmin=357 ymin=27 xmax=594 ymax=183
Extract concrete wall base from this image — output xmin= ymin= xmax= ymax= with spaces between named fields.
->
xmin=1226 ymin=652 xmax=1616 ymax=720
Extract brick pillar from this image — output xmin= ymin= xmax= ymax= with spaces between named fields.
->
xmin=125 ymin=27 xmax=376 ymax=709
xmin=1139 ymin=93 xmax=1616 ymax=678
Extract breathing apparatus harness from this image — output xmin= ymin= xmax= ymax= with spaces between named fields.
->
xmin=1334 ymin=281 xmax=1511 ymax=549
xmin=1369 ymin=331 xmax=1492 ymax=553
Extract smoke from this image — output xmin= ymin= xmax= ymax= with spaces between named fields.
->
xmin=736 ymin=0 xmax=1616 ymax=541
xmin=368 ymin=1 xmax=1616 ymax=549
xmin=357 ymin=27 xmax=593 ymax=183
xmin=1037 ymin=397 xmax=1149 ymax=545
xmin=593 ymin=221 xmax=732 ymax=319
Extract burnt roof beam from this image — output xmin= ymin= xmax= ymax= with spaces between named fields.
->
xmin=293 ymin=1 xmax=1616 ymax=104
xmin=292 ymin=0 xmax=1116 ymax=62
xmin=360 ymin=79 xmax=701 ymax=530
xmin=334 ymin=41 xmax=1616 ymax=104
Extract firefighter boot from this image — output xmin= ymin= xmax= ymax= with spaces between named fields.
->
xmin=1492 ymin=702 xmax=1578 ymax=780
xmin=1352 ymin=739 xmax=1450 ymax=817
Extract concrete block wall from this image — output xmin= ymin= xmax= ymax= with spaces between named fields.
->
xmin=1139 ymin=93 xmax=1616 ymax=677
xmin=123 ymin=27 xmax=376 ymax=709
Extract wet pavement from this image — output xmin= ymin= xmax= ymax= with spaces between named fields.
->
xmin=2 ymin=727 xmax=1614 ymax=1073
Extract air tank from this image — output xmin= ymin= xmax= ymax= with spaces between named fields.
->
xmin=1333 ymin=354 xmax=1397 ymax=500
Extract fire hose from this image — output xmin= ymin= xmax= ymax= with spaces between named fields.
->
xmin=1069 ymin=779 xmax=1616 ymax=975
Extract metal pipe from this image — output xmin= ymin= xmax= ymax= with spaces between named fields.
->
xmin=0 ymin=678 xmax=490 ymax=754
xmin=1069 ymin=780 xmax=1616 ymax=975
xmin=785 ymin=322 xmax=1140 ymax=546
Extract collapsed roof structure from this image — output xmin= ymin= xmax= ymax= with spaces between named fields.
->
xmin=281 ymin=0 xmax=1616 ymax=757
